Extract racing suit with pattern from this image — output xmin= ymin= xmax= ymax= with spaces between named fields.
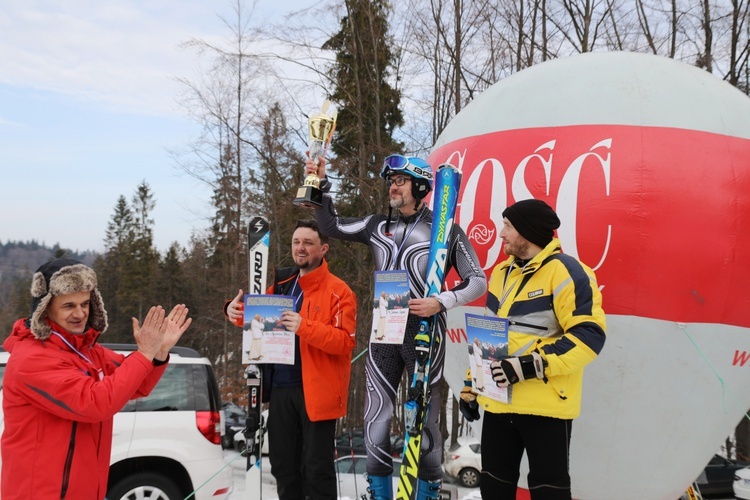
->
xmin=314 ymin=179 xmax=487 ymax=481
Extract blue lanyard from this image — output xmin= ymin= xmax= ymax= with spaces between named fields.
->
xmin=290 ymin=276 xmax=303 ymax=312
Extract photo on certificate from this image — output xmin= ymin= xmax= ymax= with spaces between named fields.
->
xmin=242 ymin=294 xmax=296 ymax=365
xmin=465 ymin=313 xmax=510 ymax=404
xmin=370 ymin=270 xmax=410 ymax=344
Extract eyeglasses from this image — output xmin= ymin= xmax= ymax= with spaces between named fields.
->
xmin=387 ymin=176 xmax=411 ymax=187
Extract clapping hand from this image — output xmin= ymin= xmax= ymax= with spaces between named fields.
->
xmin=133 ymin=306 xmax=167 ymax=361
xmin=155 ymin=304 xmax=192 ymax=362
xmin=133 ymin=305 xmax=192 ymax=362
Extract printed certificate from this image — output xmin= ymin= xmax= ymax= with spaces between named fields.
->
xmin=242 ymin=294 xmax=295 ymax=365
xmin=465 ymin=313 xmax=509 ymax=404
xmin=370 ymin=270 xmax=410 ymax=344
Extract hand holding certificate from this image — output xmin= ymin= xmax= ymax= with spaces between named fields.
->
xmin=242 ymin=295 xmax=296 ymax=365
xmin=465 ymin=313 xmax=510 ymax=404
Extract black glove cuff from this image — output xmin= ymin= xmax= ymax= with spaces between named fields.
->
xmin=519 ymin=354 xmax=545 ymax=379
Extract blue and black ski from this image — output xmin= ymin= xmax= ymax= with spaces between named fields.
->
xmin=396 ymin=163 xmax=461 ymax=500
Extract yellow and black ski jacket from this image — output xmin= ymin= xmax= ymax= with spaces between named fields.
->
xmin=479 ymin=238 xmax=606 ymax=420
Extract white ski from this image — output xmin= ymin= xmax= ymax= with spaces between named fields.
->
xmin=245 ymin=216 xmax=269 ymax=499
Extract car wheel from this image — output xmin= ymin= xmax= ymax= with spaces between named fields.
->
xmin=108 ymin=472 xmax=182 ymax=500
xmin=459 ymin=467 xmax=480 ymax=488
xmin=237 ymin=439 xmax=247 ymax=454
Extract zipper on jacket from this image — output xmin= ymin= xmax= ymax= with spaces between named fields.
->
xmin=510 ymin=320 xmax=548 ymax=332
xmin=60 ymin=422 xmax=78 ymax=499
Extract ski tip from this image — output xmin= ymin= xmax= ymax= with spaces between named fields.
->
xmin=248 ymin=217 xmax=270 ymax=234
xmin=436 ymin=163 xmax=460 ymax=174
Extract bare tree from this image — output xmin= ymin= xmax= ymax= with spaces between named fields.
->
xmin=174 ymin=0 xmax=279 ymax=388
xmin=699 ymin=0 xmax=714 ymax=70
xmin=725 ymin=0 xmax=750 ymax=87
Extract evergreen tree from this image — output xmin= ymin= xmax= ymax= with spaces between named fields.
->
xmin=247 ymin=102 xmax=305 ymax=266
xmin=321 ymin=0 xmax=405 ymax=428
xmin=156 ymin=242 xmax=189 ymax=311
xmin=119 ymin=181 xmax=160 ymax=322
xmin=324 ymin=0 xmax=404 ymax=215
xmin=97 ymin=195 xmax=136 ymax=342
xmin=95 ymin=183 xmax=159 ymax=343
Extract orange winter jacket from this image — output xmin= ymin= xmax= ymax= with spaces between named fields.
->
xmin=228 ymin=259 xmax=357 ymax=421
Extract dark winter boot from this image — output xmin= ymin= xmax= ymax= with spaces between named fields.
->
xmin=366 ymin=474 xmax=392 ymax=500
xmin=416 ymin=478 xmax=441 ymax=500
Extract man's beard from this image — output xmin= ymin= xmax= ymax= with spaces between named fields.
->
xmin=296 ymin=255 xmax=321 ymax=270
xmin=504 ymin=240 xmax=530 ymax=259
xmin=389 ymin=194 xmax=414 ymax=210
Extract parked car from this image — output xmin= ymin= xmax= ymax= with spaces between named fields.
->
xmin=0 ymin=344 xmax=232 ymax=500
xmin=734 ymin=466 xmax=750 ymax=499
xmin=444 ymin=440 xmax=482 ymax=488
xmin=335 ymin=429 xmax=404 ymax=458
xmin=335 ymin=454 xmax=457 ymax=499
xmin=694 ymin=453 xmax=750 ymax=498
xmin=221 ymin=401 xmax=247 ymax=449
xmin=334 ymin=453 xmax=375 ymax=498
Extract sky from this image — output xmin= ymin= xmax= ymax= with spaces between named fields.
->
xmin=0 ymin=0 xmax=308 ymax=254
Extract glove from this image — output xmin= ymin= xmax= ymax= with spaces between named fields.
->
xmin=460 ymin=395 xmax=480 ymax=422
xmin=459 ymin=373 xmax=480 ymax=422
xmin=491 ymin=352 xmax=546 ymax=388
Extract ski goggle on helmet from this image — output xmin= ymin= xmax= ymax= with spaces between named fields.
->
xmin=380 ymin=154 xmax=434 ymax=200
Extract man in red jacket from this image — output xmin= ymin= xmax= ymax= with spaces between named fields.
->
xmin=1 ymin=258 xmax=191 ymax=500
xmin=226 ymin=219 xmax=357 ymax=499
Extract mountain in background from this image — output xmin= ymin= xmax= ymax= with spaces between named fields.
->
xmin=0 ymin=240 xmax=97 ymax=279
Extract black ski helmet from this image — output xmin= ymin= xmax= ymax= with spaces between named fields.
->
xmin=380 ymin=154 xmax=434 ymax=200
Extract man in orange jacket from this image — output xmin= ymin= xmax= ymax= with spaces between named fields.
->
xmin=226 ymin=219 xmax=357 ymax=499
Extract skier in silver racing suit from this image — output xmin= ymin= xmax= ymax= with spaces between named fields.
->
xmin=306 ymin=154 xmax=487 ymax=500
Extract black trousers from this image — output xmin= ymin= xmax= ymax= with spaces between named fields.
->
xmin=267 ymin=386 xmax=337 ymax=500
xmin=480 ymin=412 xmax=572 ymax=500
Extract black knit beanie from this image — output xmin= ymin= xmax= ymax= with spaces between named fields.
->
xmin=502 ymin=199 xmax=560 ymax=249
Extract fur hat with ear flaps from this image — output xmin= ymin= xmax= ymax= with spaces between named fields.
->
xmin=29 ymin=257 xmax=108 ymax=339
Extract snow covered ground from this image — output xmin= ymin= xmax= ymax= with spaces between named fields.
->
xmin=220 ymin=450 xmax=477 ymax=500
xmin=217 ymin=450 xmax=735 ymax=500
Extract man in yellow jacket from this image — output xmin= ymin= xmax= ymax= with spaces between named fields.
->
xmin=461 ymin=199 xmax=606 ymax=500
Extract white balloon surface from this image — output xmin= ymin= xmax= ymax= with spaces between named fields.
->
xmin=430 ymin=51 xmax=750 ymax=499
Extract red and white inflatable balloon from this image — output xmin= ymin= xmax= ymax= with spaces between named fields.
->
xmin=430 ymin=51 xmax=750 ymax=499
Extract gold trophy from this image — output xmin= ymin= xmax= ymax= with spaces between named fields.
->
xmin=294 ymin=100 xmax=337 ymax=208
